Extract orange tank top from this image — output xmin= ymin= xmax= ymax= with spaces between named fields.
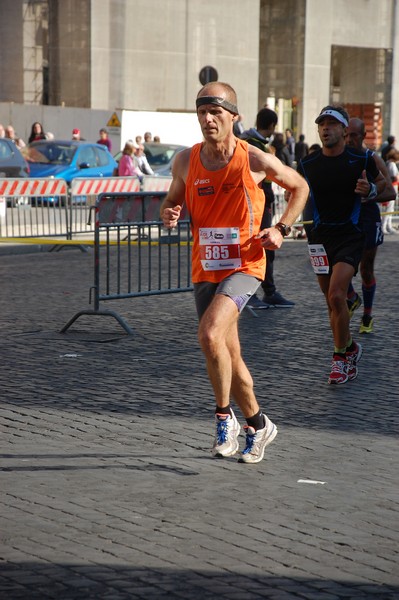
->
xmin=185 ymin=139 xmax=266 ymax=283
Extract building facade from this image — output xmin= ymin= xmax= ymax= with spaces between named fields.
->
xmin=1 ymin=0 xmax=398 ymax=146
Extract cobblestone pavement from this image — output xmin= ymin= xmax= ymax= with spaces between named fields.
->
xmin=0 ymin=236 xmax=398 ymax=599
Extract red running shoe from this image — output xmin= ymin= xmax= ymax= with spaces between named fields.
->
xmin=328 ymin=354 xmax=349 ymax=385
xmin=346 ymin=342 xmax=363 ymax=381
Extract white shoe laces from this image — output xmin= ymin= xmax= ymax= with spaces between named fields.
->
xmin=331 ymin=359 xmax=347 ymax=374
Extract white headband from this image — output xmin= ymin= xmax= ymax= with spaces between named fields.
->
xmin=315 ymin=109 xmax=348 ymax=127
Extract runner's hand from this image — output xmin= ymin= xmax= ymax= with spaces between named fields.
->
xmin=162 ymin=205 xmax=182 ymax=228
xmin=355 ymin=170 xmax=371 ymax=196
xmin=256 ymin=227 xmax=283 ymax=250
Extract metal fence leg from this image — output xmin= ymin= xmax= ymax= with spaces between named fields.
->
xmin=60 ymin=309 xmax=134 ymax=335
xmin=49 ymin=244 xmax=90 ymax=253
xmin=244 ymin=305 xmax=259 ymax=318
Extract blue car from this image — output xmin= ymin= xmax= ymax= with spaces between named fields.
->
xmin=25 ymin=140 xmax=118 ymax=204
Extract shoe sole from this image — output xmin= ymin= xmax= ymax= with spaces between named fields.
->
xmin=359 ymin=321 xmax=373 ymax=334
xmin=267 ymin=304 xmax=295 ymax=308
xmin=248 ymin=305 xmax=270 ymax=310
xmin=328 ymin=376 xmax=349 ymax=385
xmin=238 ymin=425 xmax=278 ymax=464
xmin=213 ymin=443 xmax=239 ymax=458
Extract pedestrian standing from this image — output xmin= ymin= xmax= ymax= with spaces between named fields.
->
xmin=294 ymin=134 xmax=309 ymax=163
xmin=97 ymin=128 xmax=112 ymax=152
xmin=240 ymin=108 xmax=295 ymax=308
xmin=118 ymin=140 xmax=143 ymax=177
xmin=28 ymin=122 xmax=46 ymax=143
xmin=5 ymin=125 xmax=25 ymax=149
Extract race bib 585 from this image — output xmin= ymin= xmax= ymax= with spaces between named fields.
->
xmin=199 ymin=227 xmax=241 ymax=271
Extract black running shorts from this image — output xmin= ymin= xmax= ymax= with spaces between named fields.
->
xmin=361 ymin=202 xmax=384 ymax=249
xmin=308 ymin=227 xmax=365 ymax=275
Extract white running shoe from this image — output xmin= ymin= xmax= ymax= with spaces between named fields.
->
xmin=212 ymin=409 xmax=240 ymax=458
xmin=238 ymin=415 xmax=277 ymax=464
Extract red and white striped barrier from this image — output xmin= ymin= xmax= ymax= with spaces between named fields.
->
xmin=0 ymin=175 xmax=171 ymax=206
xmin=70 ymin=177 xmax=141 ymax=197
xmin=70 ymin=176 xmax=171 ymax=202
xmin=0 ymin=178 xmax=68 ymax=196
xmin=141 ymin=176 xmax=172 ymax=192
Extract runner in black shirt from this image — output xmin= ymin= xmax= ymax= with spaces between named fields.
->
xmin=297 ymin=105 xmax=386 ymax=385
xmin=345 ymin=117 xmax=396 ymax=334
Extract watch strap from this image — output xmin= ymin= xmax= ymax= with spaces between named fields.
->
xmin=274 ymin=222 xmax=291 ymax=237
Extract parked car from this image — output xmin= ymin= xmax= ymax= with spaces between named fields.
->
xmin=24 ymin=140 xmax=118 ymax=204
xmin=0 ymin=138 xmax=30 ymax=206
xmin=114 ymin=142 xmax=187 ymax=177
xmin=0 ymin=138 xmax=30 ymax=178
xmin=143 ymin=142 xmax=187 ymax=176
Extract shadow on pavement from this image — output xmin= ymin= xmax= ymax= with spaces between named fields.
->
xmin=1 ymin=563 xmax=398 ymax=599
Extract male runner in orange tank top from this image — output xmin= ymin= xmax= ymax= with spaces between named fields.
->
xmin=161 ymin=82 xmax=309 ymax=464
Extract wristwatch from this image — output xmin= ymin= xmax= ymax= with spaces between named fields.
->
xmin=274 ymin=222 xmax=292 ymax=237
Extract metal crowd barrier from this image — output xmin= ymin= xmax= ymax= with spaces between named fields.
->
xmin=2 ymin=175 xmax=396 ymax=246
xmin=271 ymin=183 xmax=307 ymax=238
xmin=1 ymin=175 xmax=396 ymax=253
xmin=68 ymin=175 xmax=174 ymax=236
xmin=0 ymin=175 xmax=173 ymax=243
xmin=0 ymin=178 xmax=69 ymax=239
xmin=271 ymin=181 xmax=399 ymax=236
xmin=68 ymin=176 xmax=141 ymax=236
xmin=61 ymin=192 xmax=192 ymax=335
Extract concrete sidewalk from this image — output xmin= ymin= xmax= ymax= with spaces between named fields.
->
xmin=0 ymin=237 xmax=398 ymax=599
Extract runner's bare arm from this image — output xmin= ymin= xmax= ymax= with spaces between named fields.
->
xmin=160 ymin=149 xmax=191 ymax=228
xmin=248 ymin=145 xmax=309 ymax=247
